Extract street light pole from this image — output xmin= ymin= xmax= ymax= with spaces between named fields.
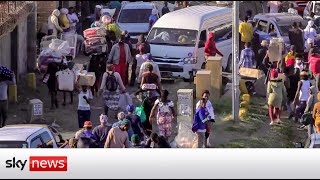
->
xmin=232 ymin=1 xmax=240 ymax=122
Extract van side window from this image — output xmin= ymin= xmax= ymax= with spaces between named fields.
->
xmin=30 ymin=137 xmax=44 ymax=148
xmin=40 ymin=131 xmax=54 ymax=148
xmin=208 ymin=23 xmax=232 ymax=42
xmin=200 ymin=30 xmax=206 ymax=41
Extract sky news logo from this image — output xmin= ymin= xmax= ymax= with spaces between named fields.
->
xmin=6 ymin=156 xmax=67 ymax=171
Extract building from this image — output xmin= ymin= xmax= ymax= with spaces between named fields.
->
xmin=0 ymin=1 xmax=37 ymax=81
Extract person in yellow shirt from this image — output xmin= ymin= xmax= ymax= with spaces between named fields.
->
xmin=285 ymin=45 xmax=297 ymax=63
xmin=59 ymin=8 xmax=70 ymax=32
xmin=239 ymin=16 xmax=253 ymax=52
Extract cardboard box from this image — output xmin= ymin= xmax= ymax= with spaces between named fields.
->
xmin=78 ymin=72 xmax=96 ymax=86
xmin=239 ymin=67 xmax=264 ymax=79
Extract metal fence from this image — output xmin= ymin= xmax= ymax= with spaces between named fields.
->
xmin=0 ymin=1 xmax=34 ymax=37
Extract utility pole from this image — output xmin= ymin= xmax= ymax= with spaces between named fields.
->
xmin=232 ymin=1 xmax=240 ymax=122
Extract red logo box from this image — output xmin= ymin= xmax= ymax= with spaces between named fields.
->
xmin=29 ymin=156 xmax=67 ymax=171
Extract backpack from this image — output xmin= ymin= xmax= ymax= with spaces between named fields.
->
xmin=105 ymin=72 xmax=118 ymax=91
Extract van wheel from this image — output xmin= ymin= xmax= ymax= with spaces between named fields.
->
xmin=225 ymin=55 xmax=232 ymax=73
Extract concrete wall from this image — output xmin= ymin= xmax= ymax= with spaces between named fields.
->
xmin=0 ymin=9 xmax=36 ymax=82
xmin=17 ymin=18 xmax=28 ymax=75
xmin=0 ymin=34 xmax=11 ymax=68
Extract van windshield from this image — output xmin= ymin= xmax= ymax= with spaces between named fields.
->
xmin=118 ymin=9 xmax=152 ymax=23
xmin=147 ymin=28 xmax=198 ymax=46
xmin=0 ymin=141 xmax=27 ymax=148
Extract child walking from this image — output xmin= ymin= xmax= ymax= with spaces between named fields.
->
xmin=77 ymin=85 xmax=93 ymax=128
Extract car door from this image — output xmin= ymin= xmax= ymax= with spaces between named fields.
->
xmin=254 ymin=19 xmax=270 ymax=43
xmin=39 ymin=131 xmax=55 ymax=148
xmin=30 ymin=136 xmax=44 ymax=148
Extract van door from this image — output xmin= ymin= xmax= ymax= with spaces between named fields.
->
xmin=197 ymin=29 xmax=206 ymax=69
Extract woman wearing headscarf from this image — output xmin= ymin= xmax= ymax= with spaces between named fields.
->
xmin=108 ymin=35 xmax=132 ymax=86
xmin=267 ymin=69 xmax=287 ymax=125
xmin=304 ymin=20 xmax=317 ymax=49
xmin=59 ymin=8 xmax=70 ymax=32
xmin=150 ymin=90 xmax=176 ymax=141
xmin=48 ymin=9 xmax=63 ymax=36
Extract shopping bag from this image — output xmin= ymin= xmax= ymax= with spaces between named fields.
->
xmin=135 ymin=98 xmax=147 ymax=123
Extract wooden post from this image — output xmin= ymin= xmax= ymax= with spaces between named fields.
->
xmin=196 ymin=70 xmax=212 ymax=100
xmin=205 ymin=56 xmax=222 ymax=100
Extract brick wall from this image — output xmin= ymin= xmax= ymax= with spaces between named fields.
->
xmin=36 ymin=1 xmax=58 ymax=30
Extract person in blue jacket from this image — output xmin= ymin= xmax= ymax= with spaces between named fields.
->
xmin=192 ymin=98 xmax=209 ymax=148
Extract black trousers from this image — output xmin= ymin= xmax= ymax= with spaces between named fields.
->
xmin=0 ymin=100 xmax=8 ymax=128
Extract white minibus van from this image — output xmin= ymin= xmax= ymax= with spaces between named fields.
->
xmin=146 ymin=6 xmax=232 ymax=80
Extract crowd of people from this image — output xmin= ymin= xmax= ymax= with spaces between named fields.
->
xmin=17 ymin=1 xmax=320 ymax=148
xmin=238 ymin=1 xmax=320 ymax=132
xmin=37 ymin=1 xmax=217 ymax=148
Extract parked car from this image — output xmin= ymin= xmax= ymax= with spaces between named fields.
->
xmin=116 ymin=1 xmax=159 ymax=46
xmin=146 ymin=6 xmax=232 ymax=80
xmin=253 ymin=13 xmax=306 ymax=53
xmin=0 ymin=124 xmax=68 ymax=148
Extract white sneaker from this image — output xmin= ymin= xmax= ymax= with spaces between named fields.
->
xmin=269 ymin=122 xmax=274 ymax=125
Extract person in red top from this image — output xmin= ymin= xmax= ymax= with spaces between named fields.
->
xmin=286 ymin=57 xmax=295 ymax=67
xmin=308 ymin=48 xmax=320 ymax=90
xmin=204 ymin=32 xmax=223 ymax=65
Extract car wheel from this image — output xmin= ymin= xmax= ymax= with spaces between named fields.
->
xmin=225 ymin=54 xmax=232 ymax=73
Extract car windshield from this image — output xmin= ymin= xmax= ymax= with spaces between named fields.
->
xmin=118 ymin=9 xmax=152 ymax=23
xmin=0 ymin=141 xmax=27 ymax=148
xmin=147 ymin=28 xmax=198 ymax=47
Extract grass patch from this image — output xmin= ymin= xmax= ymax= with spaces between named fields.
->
xmin=224 ymin=125 xmax=238 ymax=132
xmin=219 ymin=138 xmax=271 ymax=148
xmin=212 ymin=97 xmax=232 ymax=115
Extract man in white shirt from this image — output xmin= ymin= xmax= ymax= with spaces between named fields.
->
xmin=267 ymin=1 xmax=282 ymax=13
xmin=77 ymin=85 xmax=93 ymax=128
